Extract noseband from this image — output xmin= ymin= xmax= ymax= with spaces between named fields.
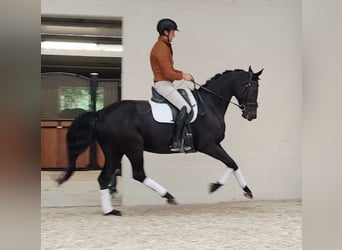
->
xmin=191 ymin=72 xmax=258 ymax=111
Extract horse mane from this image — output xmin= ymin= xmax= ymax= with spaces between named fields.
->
xmin=204 ymin=69 xmax=245 ymax=85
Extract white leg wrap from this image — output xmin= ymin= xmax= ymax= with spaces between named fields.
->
xmin=143 ymin=177 xmax=167 ymax=196
xmin=218 ymin=168 xmax=234 ymax=185
xmin=100 ymin=189 xmax=113 ymax=214
xmin=233 ymin=169 xmax=247 ymax=188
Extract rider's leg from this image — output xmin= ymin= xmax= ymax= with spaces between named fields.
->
xmin=170 ymin=106 xmax=191 ymax=151
xmin=154 ymin=81 xmax=191 ymax=112
xmin=154 ymin=81 xmax=192 ymax=151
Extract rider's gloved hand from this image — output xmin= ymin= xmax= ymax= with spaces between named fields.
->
xmin=182 ymin=72 xmax=193 ymax=81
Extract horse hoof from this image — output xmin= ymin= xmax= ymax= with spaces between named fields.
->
xmin=164 ymin=192 xmax=177 ymax=205
xmin=167 ymin=199 xmax=178 ymax=205
xmin=243 ymin=186 xmax=253 ymax=199
xmin=104 ymin=209 xmax=122 ymax=216
xmin=243 ymin=192 xmax=253 ymax=199
xmin=209 ymin=182 xmax=222 ymax=193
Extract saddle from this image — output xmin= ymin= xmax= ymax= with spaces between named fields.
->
xmin=149 ymin=87 xmax=198 ymax=123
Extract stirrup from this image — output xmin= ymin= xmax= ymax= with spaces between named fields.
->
xmin=183 ymin=130 xmax=194 ymax=152
xmin=169 ymin=140 xmax=192 ymax=152
xmin=170 ymin=141 xmax=183 ymax=152
xmin=184 ymin=145 xmax=194 ymax=153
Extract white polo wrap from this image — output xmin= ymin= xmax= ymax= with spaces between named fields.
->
xmin=218 ymin=168 xmax=234 ymax=185
xmin=233 ymin=169 xmax=247 ymax=188
xmin=100 ymin=189 xmax=113 ymax=214
xmin=143 ymin=177 xmax=167 ymax=196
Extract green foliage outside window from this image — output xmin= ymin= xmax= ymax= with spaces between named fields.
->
xmin=59 ymin=86 xmax=104 ymax=111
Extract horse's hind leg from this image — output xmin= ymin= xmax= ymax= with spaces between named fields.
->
xmin=201 ymin=144 xmax=253 ymax=199
xmin=98 ymin=152 xmax=123 ymax=216
xmin=108 ymin=168 xmax=121 ymax=194
xmin=126 ymin=147 xmax=178 ymax=205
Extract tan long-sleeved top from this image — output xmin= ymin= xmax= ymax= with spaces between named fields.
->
xmin=150 ymin=36 xmax=183 ymax=82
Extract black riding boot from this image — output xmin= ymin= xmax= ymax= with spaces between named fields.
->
xmin=170 ymin=107 xmax=191 ymax=152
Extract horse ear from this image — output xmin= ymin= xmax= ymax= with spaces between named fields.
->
xmin=255 ymin=68 xmax=264 ymax=77
xmin=248 ymin=65 xmax=253 ymax=73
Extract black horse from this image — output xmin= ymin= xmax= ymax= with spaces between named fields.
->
xmin=57 ymin=66 xmax=263 ymax=216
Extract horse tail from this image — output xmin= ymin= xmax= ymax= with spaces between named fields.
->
xmin=56 ymin=111 xmax=96 ymax=185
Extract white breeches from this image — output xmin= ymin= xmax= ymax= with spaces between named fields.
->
xmin=154 ymin=81 xmax=191 ymax=113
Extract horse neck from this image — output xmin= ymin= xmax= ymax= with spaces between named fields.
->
xmin=197 ymin=79 xmax=234 ymax=116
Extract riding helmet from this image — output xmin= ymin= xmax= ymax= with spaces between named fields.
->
xmin=157 ymin=18 xmax=178 ymax=35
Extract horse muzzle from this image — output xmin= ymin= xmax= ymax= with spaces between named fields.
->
xmin=242 ymin=111 xmax=257 ymax=121
xmin=241 ymin=102 xmax=258 ymax=121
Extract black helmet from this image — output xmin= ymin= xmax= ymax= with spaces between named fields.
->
xmin=157 ymin=18 xmax=178 ymax=35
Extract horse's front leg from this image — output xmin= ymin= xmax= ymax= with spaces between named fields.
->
xmin=199 ymin=144 xmax=253 ymax=199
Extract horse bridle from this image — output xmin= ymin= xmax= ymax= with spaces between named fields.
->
xmin=191 ymin=72 xmax=258 ymax=111
xmin=238 ymin=73 xmax=259 ymax=112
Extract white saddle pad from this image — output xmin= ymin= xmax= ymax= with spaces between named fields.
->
xmin=148 ymin=88 xmax=198 ymax=124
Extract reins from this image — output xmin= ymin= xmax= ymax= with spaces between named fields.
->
xmin=190 ymin=78 xmax=245 ymax=110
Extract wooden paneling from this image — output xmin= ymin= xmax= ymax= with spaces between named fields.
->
xmin=97 ymin=144 xmax=104 ymax=167
xmin=41 ymin=120 xmax=104 ymax=169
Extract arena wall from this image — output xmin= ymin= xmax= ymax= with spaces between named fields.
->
xmin=42 ymin=0 xmax=302 ymax=205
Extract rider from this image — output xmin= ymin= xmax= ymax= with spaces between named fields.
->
xmin=150 ymin=18 xmax=193 ymax=152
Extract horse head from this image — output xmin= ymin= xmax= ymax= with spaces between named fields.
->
xmin=235 ymin=66 xmax=263 ymax=121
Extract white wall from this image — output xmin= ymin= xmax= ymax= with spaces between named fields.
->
xmin=302 ymin=1 xmax=342 ymax=249
xmin=42 ymin=0 xmax=302 ymax=205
